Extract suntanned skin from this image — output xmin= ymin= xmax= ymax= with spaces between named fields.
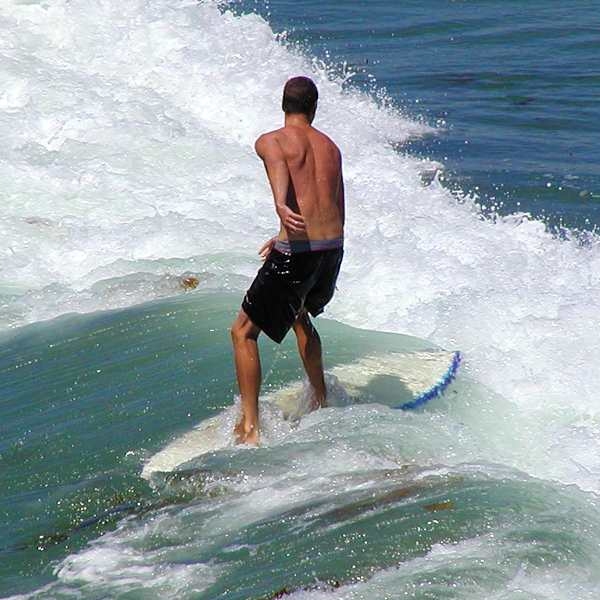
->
xmin=230 ymin=103 xmax=345 ymax=445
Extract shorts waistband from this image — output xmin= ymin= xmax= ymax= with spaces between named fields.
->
xmin=274 ymin=237 xmax=344 ymax=254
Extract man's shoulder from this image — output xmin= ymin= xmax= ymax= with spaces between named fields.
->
xmin=256 ymin=128 xmax=285 ymax=143
xmin=254 ymin=129 xmax=285 ymax=157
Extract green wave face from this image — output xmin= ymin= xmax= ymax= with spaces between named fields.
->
xmin=0 ymin=291 xmax=431 ymax=595
xmin=2 ymin=292 xmax=600 ymax=598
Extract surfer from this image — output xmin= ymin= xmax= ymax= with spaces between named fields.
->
xmin=231 ymin=76 xmax=345 ymax=445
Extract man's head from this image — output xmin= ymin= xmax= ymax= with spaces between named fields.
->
xmin=282 ymin=76 xmax=318 ymax=121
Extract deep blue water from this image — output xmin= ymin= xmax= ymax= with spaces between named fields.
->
xmin=240 ymin=0 xmax=600 ymax=232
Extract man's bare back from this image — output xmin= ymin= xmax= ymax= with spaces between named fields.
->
xmin=255 ymin=120 xmax=344 ymax=243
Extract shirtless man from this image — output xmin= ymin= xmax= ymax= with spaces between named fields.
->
xmin=231 ymin=76 xmax=345 ymax=445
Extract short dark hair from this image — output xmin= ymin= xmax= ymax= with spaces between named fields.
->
xmin=282 ymin=76 xmax=318 ymax=116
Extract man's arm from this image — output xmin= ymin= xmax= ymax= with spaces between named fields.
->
xmin=255 ymin=134 xmax=305 ymax=234
xmin=338 ymin=165 xmax=345 ymax=227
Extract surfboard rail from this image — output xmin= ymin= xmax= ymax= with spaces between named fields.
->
xmin=395 ymin=351 xmax=462 ymax=410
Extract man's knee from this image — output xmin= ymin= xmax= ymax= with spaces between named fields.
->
xmin=231 ymin=312 xmax=260 ymax=344
xmin=293 ymin=309 xmax=308 ymax=328
xmin=293 ymin=314 xmax=321 ymax=350
xmin=295 ymin=312 xmax=318 ymax=336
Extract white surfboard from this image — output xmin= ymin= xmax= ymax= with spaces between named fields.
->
xmin=141 ymin=349 xmax=460 ymax=479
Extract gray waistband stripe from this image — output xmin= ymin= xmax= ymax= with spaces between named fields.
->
xmin=274 ymin=237 xmax=344 ymax=254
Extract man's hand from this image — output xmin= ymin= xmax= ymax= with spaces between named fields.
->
xmin=259 ymin=237 xmax=277 ymax=260
xmin=276 ymin=205 xmax=306 ymax=234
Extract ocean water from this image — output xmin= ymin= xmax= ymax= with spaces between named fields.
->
xmin=1 ymin=0 xmax=600 ymax=598
xmin=248 ymin=0 xmax=600 ymax=232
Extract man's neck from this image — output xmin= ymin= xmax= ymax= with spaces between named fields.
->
xmin=284 ymin=113 xmax=312 ymax=128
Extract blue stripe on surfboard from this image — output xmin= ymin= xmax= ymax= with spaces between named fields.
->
xmin=395 ymin=351 xmax=462 ymax=410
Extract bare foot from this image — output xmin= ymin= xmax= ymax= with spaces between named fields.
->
xmin=234 ymin=420 xmax=259 ymax=446
xmin=241 ymin=426 xmax=259 ymax=446
xmin=234 ymin=420 xmax=245 ymax=443
xmin=308 ymin=396 xmax=326 ymax=412
xmin=307 ymin=386 xmax=326 ymax=412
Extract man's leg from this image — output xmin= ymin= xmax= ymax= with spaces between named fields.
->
xmin=292 ymin=311 xmax=327 ymax=410
xmin=230 ymin=310 xmax=262 ymax=445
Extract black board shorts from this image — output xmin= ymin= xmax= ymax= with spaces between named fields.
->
xmin=242 ymin=247 xmax=344 ymax=343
